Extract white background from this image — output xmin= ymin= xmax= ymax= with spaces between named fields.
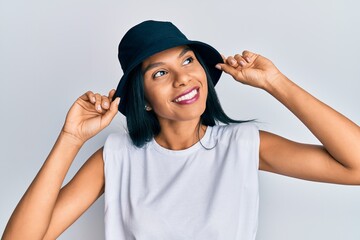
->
xmin=1 ymin=0 xmax=360 ymax=239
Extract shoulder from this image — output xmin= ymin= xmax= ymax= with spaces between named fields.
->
xmin=212 ymin=122 xmax=259 ymax=141
xmin=211 ymin=122 xmax=260 ymax=168
xmin=103 ymin=131 xmax=134 ymax=154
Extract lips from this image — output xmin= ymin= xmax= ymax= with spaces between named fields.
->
xmin=173 ymin=87 xmax=200 ymax=104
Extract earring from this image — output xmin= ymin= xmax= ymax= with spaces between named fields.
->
xmin=144 ymin=104 xmax=152 ymax=111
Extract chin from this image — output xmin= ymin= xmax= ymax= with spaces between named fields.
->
xmin=178 ymin=106 xmax=206 ymax=122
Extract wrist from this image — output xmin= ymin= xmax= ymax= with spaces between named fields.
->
xmin=263 ymin=73 xmax=290 ymax=94
xmin=59 ymin=129 xmax=85 ymax=149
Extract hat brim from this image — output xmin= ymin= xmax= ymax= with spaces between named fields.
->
xmin=113 ymin=38 xmax=223 ymax=115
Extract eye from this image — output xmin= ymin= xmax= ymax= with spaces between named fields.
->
xmin=183 ymin=57 xmax=194 ymax=65
xmin=153 ymin=70 xmax=167 ymax=79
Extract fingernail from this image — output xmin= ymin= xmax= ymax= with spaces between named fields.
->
xmin=91 ymin=97 xmax=96 ymax=103
xmin=239 ymin=60 xmax=246 ymax=66
xmin=97 ymin=105 xmax=101 ymax=111
xmin=104 ymin=102 xmax=109 ymax=107
xmin=230 ymin=59 xmax=237 ymax=65
xmin=116 ymin=97 xmax=120 ymax=105
xmin=215 ymin=64 xmax=222 ymax=70
xmin=245 ymin=56 xmax=251 ymax=62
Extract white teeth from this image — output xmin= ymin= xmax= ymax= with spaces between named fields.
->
xmin=174 ymin=89 xmax=198 ymax=102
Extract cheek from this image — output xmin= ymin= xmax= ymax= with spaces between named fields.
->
xmin=144 ymin=85 xmax=169 ymax=108
xmin=201 ymin=77 xmax=209 ymax=105
xmin=198 ymin=69 xmax=208 ymax=92
xmin=195 ymin=66 xmax=207 ymax=84
xmin=143 ymin=80 xmax=156 ymax=103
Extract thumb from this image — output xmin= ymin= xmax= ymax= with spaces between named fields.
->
xmin=101 ymin=97 xmax=120 ymax=127
xmin=216 ymin=63 xmax=242 ymax=80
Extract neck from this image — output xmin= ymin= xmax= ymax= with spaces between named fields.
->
xmin=155 ymin=119 xmax=207 ymax=150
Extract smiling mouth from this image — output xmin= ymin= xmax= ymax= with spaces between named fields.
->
xmin=174 ymin=88 xmax=199 ymax=103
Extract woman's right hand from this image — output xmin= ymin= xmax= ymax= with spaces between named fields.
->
xmin=2 ymin=90 xmax=119 ymax=240
xmin=62 ymin=89 xmax=120 ymax=145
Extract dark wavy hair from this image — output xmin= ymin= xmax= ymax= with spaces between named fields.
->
xmin=124 ymin=50 xmax=247 ymax=147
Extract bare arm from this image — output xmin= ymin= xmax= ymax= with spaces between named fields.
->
xmin=259 ymin=75 xmax=360 ymax=184
xmin=42 ymin=148 xmax=105 ymax=239
xmin=2 ymin=90 xmax=120 ymax=240
xmin=259 ymin=131 xmax=360 ymax=185
xmin=217 ymin=52 xmax=360 ymax=184
xmin=2 ymin=132 xmax=83 ymax=240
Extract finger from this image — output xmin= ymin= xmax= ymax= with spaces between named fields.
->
xmin=101 ymin=97 xmax=120 ymax=127
xmin=108 ymin=89 xmax=116 ymax=101
xmin=242 ymin=50 xmax=258 ymax=63
xmin=226 ymin=56 xmax=239 ymax=68
xmin=101 ymin=95 xmax=110 ymax=110
xmin=94 ymin=93 xmax=102 ymax=112
xmin=80 ymin=91 xmax=96 ymax=103
xmin=234 ymin=54 xmax=247 ymax=67
xmin=215 ymin=63 xmax=242 ymax=80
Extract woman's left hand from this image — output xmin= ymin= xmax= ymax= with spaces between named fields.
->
xmin=217 ymin=51 xmax=360 ymax=185
xmin=216 ymin=50 xmax=283 ymax=90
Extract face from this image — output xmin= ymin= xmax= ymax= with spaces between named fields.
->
xmin=142 ymin=46 xmax=208 ymax=125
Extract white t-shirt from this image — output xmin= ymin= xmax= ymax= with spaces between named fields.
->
xmin=103 ymin=123 xmax=260 ymax=240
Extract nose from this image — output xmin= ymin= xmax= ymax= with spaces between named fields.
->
xmin=173 ymin=70 xmax=191 ymax=87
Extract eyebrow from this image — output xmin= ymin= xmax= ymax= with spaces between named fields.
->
xmin=142 ymin=47 xmax=192 ymax=75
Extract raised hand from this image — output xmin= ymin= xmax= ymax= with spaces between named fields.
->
xmin=216 ymin=50 xmax=283 ymax=89
xmin=2 ymin=90 xmax=120 ymax=240
xmin=62 ymin=89 xmax=120 ymax=145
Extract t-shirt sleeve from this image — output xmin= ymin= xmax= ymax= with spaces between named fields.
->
xmin=238 ymin=123 xmax=260 ymax=170
xmin=103 ymin=132 xmax=129 ymax=165
xmin=223 ymin=122 xmax=260 ymax=170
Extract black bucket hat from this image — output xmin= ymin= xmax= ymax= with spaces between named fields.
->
xmin=113 ymin=20 xmax=224 ymax=115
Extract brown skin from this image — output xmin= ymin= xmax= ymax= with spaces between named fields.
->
xmin=3 ymin=46 xmax=360 ymax=239
xmin=217 ymin=51 xmax=360 ymax=184
xmin=142 ymin=46 xmax=208 ymax=150
xmin=2 ymin=91 xmax=119 ymax=240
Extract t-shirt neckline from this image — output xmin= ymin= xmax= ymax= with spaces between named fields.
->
xmin=149 ymin=125 xmax=213 ymax=156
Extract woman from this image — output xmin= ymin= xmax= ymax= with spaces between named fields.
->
xmin=2 ymin=20 xmax=360 ymax=240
